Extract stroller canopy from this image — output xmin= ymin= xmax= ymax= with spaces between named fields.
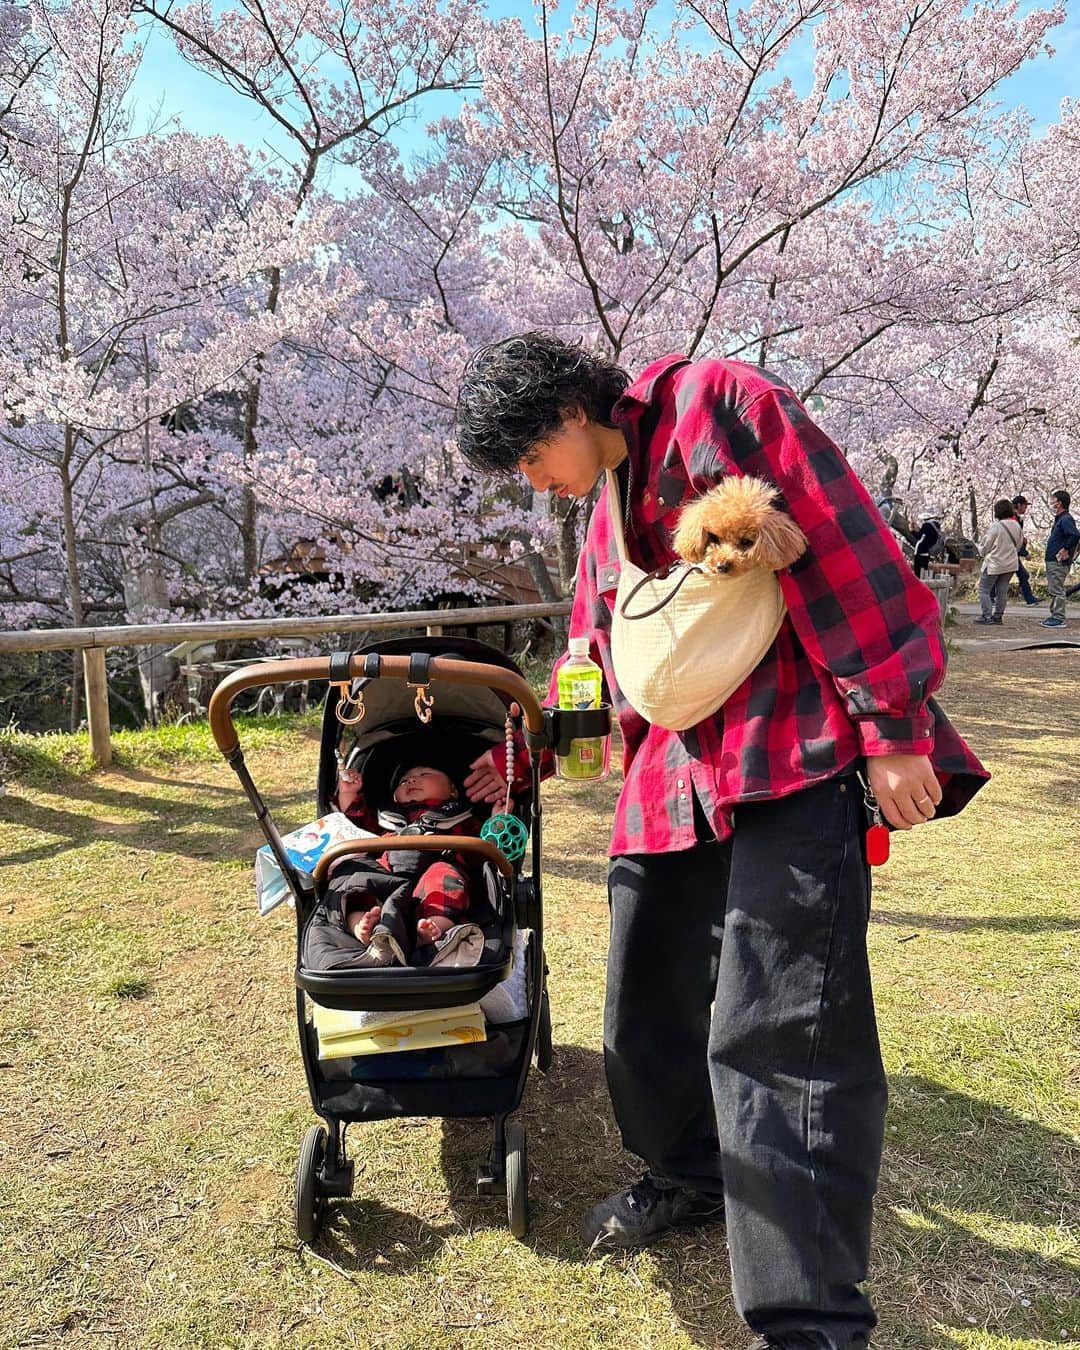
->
xmin=317 ymin=635 xmax=530 ymax=816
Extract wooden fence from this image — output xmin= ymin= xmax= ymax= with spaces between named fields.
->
xmin=0 ymin=601 xmax=571 ymax=768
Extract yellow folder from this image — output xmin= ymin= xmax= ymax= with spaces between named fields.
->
xmin=312 ymin=1001 xmax=486 ymax=1059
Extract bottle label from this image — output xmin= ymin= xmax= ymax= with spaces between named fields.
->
xmin=569 ymin=677 xmax=597 ymax=710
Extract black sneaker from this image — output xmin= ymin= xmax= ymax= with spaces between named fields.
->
xmin=748 ymin=1336 xmax=869 ymax=1349
xmin=582 ymin=1172 xmax=725 ymax=1250
xmin=750 ymin=1333 xmax=869 ymax=1344
xmin=748 ymin=1339 xmax=827 ymax=1349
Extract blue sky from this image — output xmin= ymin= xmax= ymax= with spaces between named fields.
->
xmin=127 ymin=1 xmax=1079 ymax=179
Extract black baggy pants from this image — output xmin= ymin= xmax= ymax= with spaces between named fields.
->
xmin=605 ymin=775 xmax=886 ymax=1345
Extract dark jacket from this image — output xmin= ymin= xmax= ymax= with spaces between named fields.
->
xmin=1045 ymin=511 xmax=1080 ymax=564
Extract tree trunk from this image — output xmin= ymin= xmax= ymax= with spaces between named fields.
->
xmin=554 ymin=496 xmax=580 ymax=595
xmin=238 ymin=263 xmax=284 ymax=586
xmin=240 ymin=479 xmax=259 ymax=584
xmin=121 ymin=525 xmax=176 ymax=723
xmin=240 ymin=373 xmax=261 ymax=585
xmin=59 ymin=441 xmax=85 ymax=731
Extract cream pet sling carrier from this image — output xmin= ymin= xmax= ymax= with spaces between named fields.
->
xmin=605 ymin=467 xmax=787 ymax=731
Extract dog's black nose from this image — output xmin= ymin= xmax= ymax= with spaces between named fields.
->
xmin=715 ymin=562 xmax=730 ymax=573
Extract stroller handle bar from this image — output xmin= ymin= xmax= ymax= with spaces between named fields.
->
xmin=313 ymin=835 xmax=515 ymax=882
xmin=208 ymin=653 xmax=546 ymax=757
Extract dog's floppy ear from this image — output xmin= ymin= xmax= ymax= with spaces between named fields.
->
xmin=750 ymin=509 xmax=808 ymax=571
xmin=672 ymin=496 xmax=713 ymax=564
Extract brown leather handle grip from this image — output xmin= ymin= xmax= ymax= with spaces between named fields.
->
xmin=312 ymin=834 xmax=513 ymax=882
xmin=207 ymin=653 xmax=545 ymax=756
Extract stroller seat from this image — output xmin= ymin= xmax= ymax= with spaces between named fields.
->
xmin=299 ymin=850 xmax=516 ymax=1012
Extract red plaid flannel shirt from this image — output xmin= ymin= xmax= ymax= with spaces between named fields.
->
xmin=544 ymin=354 xmax=988 ymax=857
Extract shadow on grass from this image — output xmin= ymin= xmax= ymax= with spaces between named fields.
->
xmin=316 ymin=1198 xmax=452 ymax=1274
xmin=0 ymin=767 xmax=313 ymax=868
xmin=317 ymin=1049 xmax=1080 ymax=1349
xmin=872 ymin=908 xmax=1080 ymax=934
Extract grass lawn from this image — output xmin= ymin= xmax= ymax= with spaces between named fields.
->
xmin=0 ymin=648 xmax=1077 ymax=1350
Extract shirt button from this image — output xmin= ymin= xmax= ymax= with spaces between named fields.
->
xmin=658 ymin=495 xmax=666 ymax=506
xmin=677 ymin=778 xmax=685 ymax=788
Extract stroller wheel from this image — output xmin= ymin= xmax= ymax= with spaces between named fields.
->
xmin=535 ymin=985 xmax=553 ymax=1073
xmin=295 ymin=1124 xmax=328 ymax=1245
xmin=505 ymin=1121 xmax=529 ymax=1239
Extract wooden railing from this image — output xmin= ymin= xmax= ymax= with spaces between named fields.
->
xmin=0 ymin=601 xmax=571 ymax=768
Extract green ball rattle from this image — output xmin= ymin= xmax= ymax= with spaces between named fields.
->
xmin=479 ymin=706 xmax=529 ymax=863
xmin=481 ymin=811 xmax=529 ymax=863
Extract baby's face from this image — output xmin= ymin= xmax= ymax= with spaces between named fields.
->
xmin=393 ymin=766 xmax=455 ymax=804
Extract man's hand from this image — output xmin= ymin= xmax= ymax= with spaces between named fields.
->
xmin=463 ymin=701 xmax=519 ymax=806
xmin=866 ymin=753 xmax=942 ymax=830
xmin=1057 ymin=548 xmax=1070 ymax=563
xmin=464 ymin=748 xmax=508 ymax=805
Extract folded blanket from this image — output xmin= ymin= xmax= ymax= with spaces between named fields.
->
xmin=479 ymin=927 xmax=531 ymax=1024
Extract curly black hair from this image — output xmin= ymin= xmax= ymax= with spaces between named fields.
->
xmin=455 ymin=332 xmax=630 ymax=475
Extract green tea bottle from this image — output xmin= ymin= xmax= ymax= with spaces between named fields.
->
xmin=555 ymin=638 xmax=608 ymax=780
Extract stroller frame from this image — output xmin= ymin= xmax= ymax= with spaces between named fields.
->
xmin=209 ymin=636 xmax=609 ymax=1241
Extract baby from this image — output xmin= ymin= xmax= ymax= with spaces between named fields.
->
xmin=329 ymin=756 xmax=478 ymax=963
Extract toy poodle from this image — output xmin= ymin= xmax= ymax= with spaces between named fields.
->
xmin=673 ymin=475 xmax=808 ymax=576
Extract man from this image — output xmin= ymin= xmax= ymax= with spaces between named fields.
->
xmin=456 ymin=334 xmax=988 ymax=1350
xmin=1010 ymin=495 xmax=1039 ymax=605
xmin=1041 ymin=490 xmax=1079 ymax=628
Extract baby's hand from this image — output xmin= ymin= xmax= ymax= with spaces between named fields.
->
xmin=336 ymin=766 xmax=364 ymax=810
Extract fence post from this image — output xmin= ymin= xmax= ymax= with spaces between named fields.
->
xmin=82 ymin=647 xmax=112 ymax=767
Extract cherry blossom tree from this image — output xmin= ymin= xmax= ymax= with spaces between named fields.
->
xmin=459 ymin=0 xmax=1073 ymax=564
xmin=0 ymin=0 xmax=314 ymax=717
xmin=3 ymin=0 xmax=1080 ymax=733
xmin=134 ymin=0 xmax=489 ymax=584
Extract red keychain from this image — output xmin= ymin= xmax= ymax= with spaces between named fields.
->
xmin=858 ymin=771 xmax=891 ymax=866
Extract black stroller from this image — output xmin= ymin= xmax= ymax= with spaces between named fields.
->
xmin=208 ymin=636 xmax=609 ymax=1242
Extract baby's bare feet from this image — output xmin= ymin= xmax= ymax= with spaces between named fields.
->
xmin=353 ymin=905 xmax=381 ymax=944
xmin=416 ymin=915 xmax=454 ymax=945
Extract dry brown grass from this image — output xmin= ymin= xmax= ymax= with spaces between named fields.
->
xmin=0 ymin=653 xmax=1077 ymax=1350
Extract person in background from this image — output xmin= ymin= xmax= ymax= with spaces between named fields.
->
xmin=1041 ymin=489 xmax=1080 ymax=628
xmin=911 ymin=508 xmax=945 ymax=578
xmin=1010 ymin=495 xmax=1039 ymax=605
xmin=975 ymin=500 xmax=1023 ymax=625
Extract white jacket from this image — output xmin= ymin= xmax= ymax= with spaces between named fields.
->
xmin=981 ymin=518 xmax=1024 ymax=576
